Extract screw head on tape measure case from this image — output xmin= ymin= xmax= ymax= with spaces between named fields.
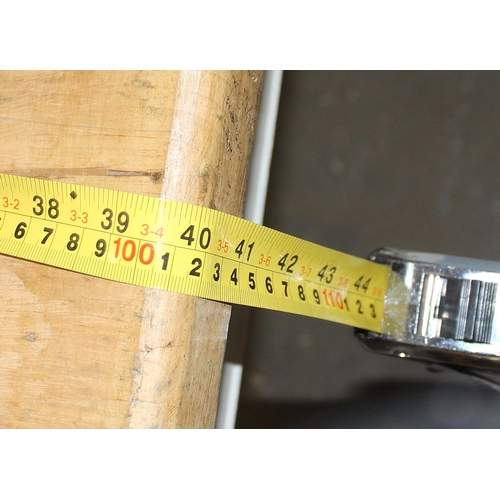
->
xmin=0 ymin=173 xmax=390 ymax=333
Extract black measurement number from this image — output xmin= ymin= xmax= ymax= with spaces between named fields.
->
xmin=213 ymin=263 xmax=221 ymax=281
xmin=189 ymin=258 xmax=203 ymax=277
xmin=278 ymin=253 xmax=298 ymax=274
xmin=41 ymin=227 xmax=53 ymax=244
xmin=249 ymin=272 xmax=256 ymax=290
xmin=161 ymin=252 xmax=170 ymax=271
xmin=95 ymin=239 xmax=107 ymax=257
xmin=32 ymin=196 xmax=59 ymax=219
xmin=318 ymin=265 xmax=337 ymax=284
xmin=354 ymin=276 xmax=371 ymax=293
xmin=14 ymin=222 xmax=27 ymax=239
xmin=235 ymin=239 xmax=255 ymax=261
xmin=230 ymin=268 xmax=238 ymax=285
xmin=355 ymin=300 xmax=377 ymax=318
xmin=181 ymin=225 xmax=211 ymax=249
xmin=67 ymin=233 xmax=80 ymax=251
xmin=101 ymin=209 xmax=130 ymax=233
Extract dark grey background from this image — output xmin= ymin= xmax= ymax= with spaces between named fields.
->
xmin=234 ymin=70 xmax=500 ymax=428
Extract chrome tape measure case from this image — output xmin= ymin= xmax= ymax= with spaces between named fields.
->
xmin=357 ymin=248 xmax=500 ymax=371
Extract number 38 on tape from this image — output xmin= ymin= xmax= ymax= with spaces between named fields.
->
xmin=0 ymin=173 xmax=390 ymax=332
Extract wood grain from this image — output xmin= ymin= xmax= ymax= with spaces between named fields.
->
xmin=0 ymin=70 xmax=263 ymax=428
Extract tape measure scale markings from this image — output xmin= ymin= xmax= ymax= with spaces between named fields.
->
xmin=0 ymin=173 xmax=389 ymax=332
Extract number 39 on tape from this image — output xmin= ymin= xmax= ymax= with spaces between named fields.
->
xmin=0 ymin=173 xmax=390 ymax=332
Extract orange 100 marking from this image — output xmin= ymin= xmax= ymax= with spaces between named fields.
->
xmin=113 ymin=238 xmax=156 ymax=265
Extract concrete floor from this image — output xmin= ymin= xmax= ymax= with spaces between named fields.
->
xmin=234 ymin=70 xmax=500 ymax=428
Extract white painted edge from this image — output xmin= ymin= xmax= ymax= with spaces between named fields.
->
xmin=215 ymin=70 xmax=283 ymax=429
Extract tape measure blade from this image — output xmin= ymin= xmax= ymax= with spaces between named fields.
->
xmin=0 ymin=173 xmax=389 ymax=333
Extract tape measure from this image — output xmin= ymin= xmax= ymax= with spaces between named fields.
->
xmin=0 ymin=173 xmax=390 ymax=332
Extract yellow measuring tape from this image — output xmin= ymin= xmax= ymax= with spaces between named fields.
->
xmin=0 ymin=173 xmax=390 ymax=332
